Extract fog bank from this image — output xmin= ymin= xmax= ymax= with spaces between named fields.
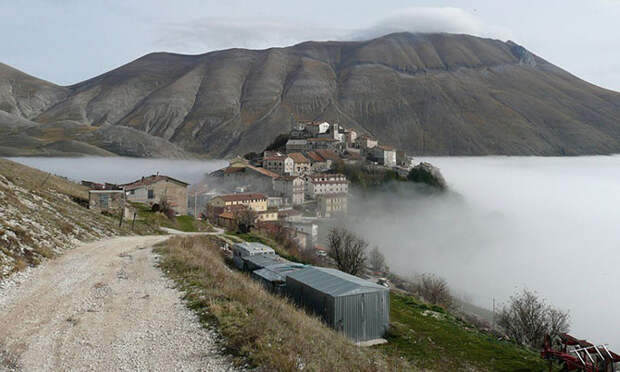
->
xmin=344 ymin=156 xmax=620 ymax=348
xmin=5 ymin=157 xmax=227 ymax=185
xmin=6 ymin=155 xmax=620 ymax=347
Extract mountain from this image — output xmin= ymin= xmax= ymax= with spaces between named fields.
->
xmin=2 ymin=32 xmax=620 ymax=157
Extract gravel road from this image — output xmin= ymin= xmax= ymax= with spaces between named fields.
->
xmin=0 ymin=235 xmax=237 ymax=372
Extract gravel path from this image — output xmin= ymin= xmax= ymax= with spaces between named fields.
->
xmin=0 ymin=235 xmax=237 ymax=372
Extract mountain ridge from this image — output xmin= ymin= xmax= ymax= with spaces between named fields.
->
xmin=2 ymin=32 xmax=620 ymax=157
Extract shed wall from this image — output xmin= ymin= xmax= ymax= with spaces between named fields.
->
xmin=286 ymin=276 xmax=389 ymax=341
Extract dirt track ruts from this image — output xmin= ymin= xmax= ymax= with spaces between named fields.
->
xmin=0 ymin=235 xmax=237 ymax=372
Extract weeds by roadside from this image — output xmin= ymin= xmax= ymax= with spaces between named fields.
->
xmin=155 ymin=235 xmax=410 ymax=372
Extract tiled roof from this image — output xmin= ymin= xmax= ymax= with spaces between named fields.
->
xmin=224 ymin=164 xmax=279 ymax=179
xmin=248 ymin=165 xmax=280 ymax=178
xmin=216 ymin=193 xmax=267 ymax=202
xmin=305 ymin=151 xmax=325 ymax=162
xmin=288 ymin=152 xmax=309 ymax=163
xmin=308 ymin=137 xmax=338 ymax=142
xmin=314 ymin=149 xmax=340 ymax=162
xmin=218 ymin=211 xmax=235 ymax=219
xmin=123 ymin=175 xmax=189 ymax=190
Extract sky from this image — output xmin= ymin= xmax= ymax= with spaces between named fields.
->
xmin=1 ymin=0 xmax=619 ymax=91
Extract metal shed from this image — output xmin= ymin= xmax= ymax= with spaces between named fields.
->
xmin=231 ymin=242 xmax=276 ymax=270
xmin=286 ymin=266 xmax=389 ymax=342
xmin=240 ymin=254 xmax=287 ymax=272
xmin=252 ymin=263 xmax=307 ymax=294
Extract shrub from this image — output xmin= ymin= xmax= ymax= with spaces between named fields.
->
xmin=415 ymin=273 xmax=452 ymax=308
xmin=497 ymin=289 xmax=569 ymax=348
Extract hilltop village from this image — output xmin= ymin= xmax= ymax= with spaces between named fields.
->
xmin=199 ymin=121 xmax=418 ymax=250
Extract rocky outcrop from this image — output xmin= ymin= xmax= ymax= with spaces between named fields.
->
xmin=3 ymin=33 xmax=620 ymax=157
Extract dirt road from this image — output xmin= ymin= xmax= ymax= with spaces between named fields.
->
xmin=0 ymin=235 xmax=236 ymax=371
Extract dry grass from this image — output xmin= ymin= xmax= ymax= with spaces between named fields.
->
xmin=156 ymin=236 xmax=411 ymax=372
xmin=0 ymin=158 xmax=88 ymax=200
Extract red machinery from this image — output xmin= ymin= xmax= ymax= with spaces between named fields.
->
xmin=541 ymin=333 xmax=620 ymax=372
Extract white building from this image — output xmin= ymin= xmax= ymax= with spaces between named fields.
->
xmin=373 ymin=146 xmax=397 ymax=167
xmin=273 ymin=175 xmax=305 ymax=205
xmin=317 ymin=194 xmax=348 ymax=217
xmin=263 ymin=153 xmax=294 ymax=175
xmin=305 ymin=121 xmax=330 ymax=136
xmin=305 ymin=173 xmax=349 ymax=199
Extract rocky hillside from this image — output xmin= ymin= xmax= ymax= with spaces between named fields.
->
xmin=0 ymin=158 xmax=125 ymax=278
xmin=2 ymin=32 xmax=620 ymax=157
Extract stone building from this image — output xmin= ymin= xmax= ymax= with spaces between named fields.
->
xmin=208 ymin=193 xmax=268 ymax=212
xmin=88 ymin=189 xmax=125 ymax=215
xmin=288 ymin=152 xmax=311 ymax=175
xmin=286 ymin=139 xmax=308 ymax=152
xmin=273 ymin=175 xmax=305 ymax=206
xmin=355 ymin=135 xmax=378 ymax=150
xmin=372 ymin=146 xmax=397 ymax=167
xmin=124 ymin=175 xmax=189 ymax=215
xmin=317 ymin=194 xmax=348 ymax=217
xmin=305 ymin=173 xmax=349 ymax=199
xmin=263 ymin=152 xmax=294 ymax=175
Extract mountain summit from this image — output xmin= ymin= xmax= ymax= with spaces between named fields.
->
xmin=2 ymin=32 xmax=620 ymax=157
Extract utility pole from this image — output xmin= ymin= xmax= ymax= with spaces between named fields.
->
xmin=194 ymin=192 xmax=198 ymax=218
xmin=492 ymin=297 xmax=496 ymax=329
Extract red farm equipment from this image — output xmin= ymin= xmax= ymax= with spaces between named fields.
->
xmin=542 ymin=333 xmax=620 ymax=372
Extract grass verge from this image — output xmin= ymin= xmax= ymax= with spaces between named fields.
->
xmin=133 ymin=204 xmax=213 ymax=233
xmin=380 ymin=293 xmax=551 ymax=371
xmin=155 ymin=235 xmax=410 ymax=371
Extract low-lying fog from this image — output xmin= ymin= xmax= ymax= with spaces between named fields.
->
xmin=7 ymin=155 xmax=620 ymax=347
xmin=345 ymin=155 xmax=620 ymax=349
xmin=6 ymin=157 xmax=226 ymax=185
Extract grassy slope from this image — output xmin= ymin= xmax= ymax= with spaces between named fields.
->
xmin=155 ymin=235 xmax=409 ymax=371
xmin=381 ymin=293 xmax=548 ymax=371
xmin=133 ymin=203 xmax=213 ymax=233
xmin=0 ymin=158 xmax=133 ymax=277
xmin=228 ymin=231 xmax=549 ymax=371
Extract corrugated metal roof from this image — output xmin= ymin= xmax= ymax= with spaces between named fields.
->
xmin=233 ymin=242 xmax=275 ymax=255
xmin=243 ymin=254 xmax=286 ymax=269
xmin=253 ymin=263 xmax=307 ymax=282
xmin=287 ymin=266 xmax=387 ymax=297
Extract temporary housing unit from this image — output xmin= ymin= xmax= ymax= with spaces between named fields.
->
xmin=286 ymin=266 xmax=390 ymax=342
xmin=252 ymin=263 xmax=307 ymax=294
xmin=231 ymin=242 xmax=276 ymax=270
xmin=240 ymin=254 xmax=287 ymax=272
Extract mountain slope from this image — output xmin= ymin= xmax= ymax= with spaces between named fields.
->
xmin=2 ymin=32 xmax=620 ymax=157
xmin=0 ymin=158 xmax=124 ymax=277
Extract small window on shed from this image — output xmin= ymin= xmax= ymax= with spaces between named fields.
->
xmin=129 ymin=190 xmax=135 ymax=195
xmin=147 ymin=189 xmax=154 ymax=199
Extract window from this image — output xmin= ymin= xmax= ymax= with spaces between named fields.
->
xmin=147 ymin=189 xmax=154 ymax=199
xmin=129 ymin=190 xmax=135 ymax=195
xmin=100 ymin=194 xmax=110 ymax=209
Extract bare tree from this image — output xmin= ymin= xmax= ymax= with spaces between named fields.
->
xmin=327 ymin=227 xmax=367 ymax=276
xmin=497 ymin=289 xmax=569 ymax=348
xmin=158 ymin=196 xmax=176 ymax=220
xmin=415 ymin=273 xmax=452 ymax=307
xmin=368 ymin=246 xmax=387 ymax=273
xmin=235 ymin=209 xmax=256 ymax=234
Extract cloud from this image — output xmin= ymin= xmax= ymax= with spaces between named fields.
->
xmin=155 ymin=17 xmax=348 ymax=54
xmin=349 ymin=7 xmax=513 ymax=41
xmin=155 ymin=7 xmax=512 ymax=55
